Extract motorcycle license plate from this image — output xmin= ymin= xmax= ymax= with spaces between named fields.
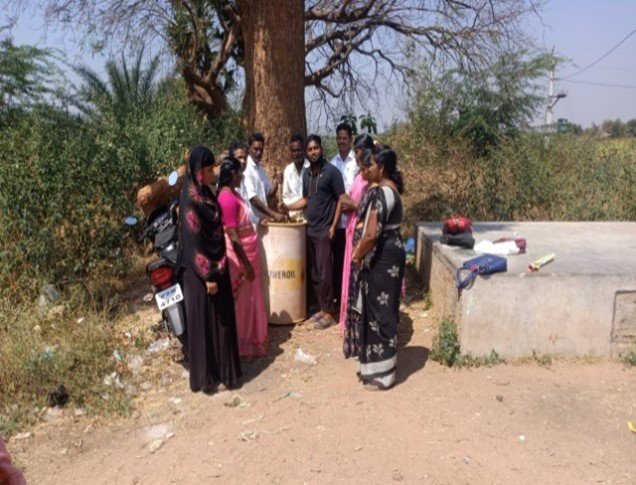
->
xmin=155 ymin=284 xmax=184 ymax=311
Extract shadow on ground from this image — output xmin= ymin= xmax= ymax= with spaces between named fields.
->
xmin=240 ymin=324 xmax=293 ymax=383
xmin=396 ymin=309 xmax=429 ymax=386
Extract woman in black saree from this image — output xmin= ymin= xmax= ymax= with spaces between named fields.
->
xmin=179 ymin=145 xmax=242 ymax=393
xmin=350 ymin=146 xmax=405 ymax=390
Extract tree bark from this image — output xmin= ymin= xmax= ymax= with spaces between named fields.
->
xmin=238 ymin=0 xmax=307 ymax=172
xmin=181 ymin=67 xmax=230 ymax=119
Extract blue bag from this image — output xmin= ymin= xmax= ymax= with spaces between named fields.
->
xmin=455 ymin=254 xmax=507 ymax=290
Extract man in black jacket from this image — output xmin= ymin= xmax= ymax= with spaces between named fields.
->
xmin=283 ymin=134 xmax=345 ymax=329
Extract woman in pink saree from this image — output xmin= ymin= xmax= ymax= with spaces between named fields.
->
xmin=217 ymin=157 xmax=268 ymax=358
xmin=330 ymin=134 xmax=375 ymax=335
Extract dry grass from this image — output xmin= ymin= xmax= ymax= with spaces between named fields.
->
xmin=390 ymin=129 xmax=636 ymax=232
xmin=0 ymin=247 xmax=189 ymax=439
xmin=0 ymin=285 xmax=136 ymax=438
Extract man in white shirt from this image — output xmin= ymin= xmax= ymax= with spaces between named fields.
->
xmin=282 ymin=134 xmax=310 ymax=221
xmin=242 ymin=132 xmax=286 ymax=225
xmin=329 ymin=122 xmax=356 ymax=305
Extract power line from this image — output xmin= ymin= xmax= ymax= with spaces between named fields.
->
xmin=557 ymin=78 xmax=636 ymax=90
xmin=561 ymin=29 xmax=636 ymax=80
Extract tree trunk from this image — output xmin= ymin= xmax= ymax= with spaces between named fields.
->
xmin=238 ymin=0 xmax=307 ymax=173
xmin=181 ymin=67 xmax=230 ymax=119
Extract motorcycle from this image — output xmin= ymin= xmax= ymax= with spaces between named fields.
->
xmin=127 ymin=171 xmax=187 ymax=348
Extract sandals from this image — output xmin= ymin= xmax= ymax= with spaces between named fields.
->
xmin=314 ymin=314 xmax=336 ymax=330
xmin=363 ymin=381 xmax=392 ymax=391
xmin=306 ymin=311 xmax=336 ymax=330
xmin=305 ymin=311 xmax=322 ymax=324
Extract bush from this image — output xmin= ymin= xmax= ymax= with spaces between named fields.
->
xmin=0 ymin=72 xmax=245 ymax=435
xmin=0 ymin=109 xmax=140 ymax=298
xmin=0 ymin=80 xmax=245 ymax=302
xmin=430 ymin=317 xmax=461 ymax=367
xmin=387 ymin=122 xmax=636 ymax=226
xmin=430 ymin=317 xmax=503 ymax=368
xmin=548 ymin=137 xmax=636 ymax=220
xmin=621 ymin=346 xmax=636 ymax=367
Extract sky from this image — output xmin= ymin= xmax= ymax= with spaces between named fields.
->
xmin=5 ymin=0 xmax=636 ymax=130
xmin=526 ymin=0 xmax=636 ymax=128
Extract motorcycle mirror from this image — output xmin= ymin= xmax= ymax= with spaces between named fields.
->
xmin=168 ymin=170 xmax=179 ymax=187
xmin=124 ymin=216 xmax=138 ymax=226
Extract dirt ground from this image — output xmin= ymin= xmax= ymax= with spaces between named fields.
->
xmin=7 ymin=293 xmax=636 ymax=485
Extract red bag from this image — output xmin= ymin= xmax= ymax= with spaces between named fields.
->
xmin=442 ymin=215 xmax=472 ymax=235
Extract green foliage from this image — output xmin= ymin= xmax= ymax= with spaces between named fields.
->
xmin=430 ymin=317 xmax=461 ymax=367
xmin=74 ymin=47 xmax=161 ymax=123
xmin=339 ymin=114 xmax=358 ymax=134
xmin=388 ymin=117 xmax=636 ymax=225
xmin=0 ymin=110 xmax=117 ymax=296
xmin=467 ymin=350 xmax=504 ymax=368
xmin=0 ymin=297 xmax=130 ymax=437
xmin=338 ymin=113 xmax=378 ymax=136
xmin=0 ymin=34 xmax=62 ymax=113
xmin=407 ymin=51 xmax=552 ymax=156
xmin=430 ymin=317 xmax=504 ymax=368
xmin=620 ymin=345 xmax=636 ymax=367
xmin=556 ymin=118 xmax=582 ymax=135
xmin=0 ymin=48 xmax=242 ymax=300
xmin=422 ymin=292 xmax=432 ymax=311
xmin=548 ymin=137 xmax=636 ymax=221
xmin=320 ymin=134 xmax=338 ymax=161
xmin=398 ymin=49 xmax=635 ymax=225
xmin=601 ymin=119 xmax=628 ymax=139
xmin=593 ymin=117 xmax=636 ymax=138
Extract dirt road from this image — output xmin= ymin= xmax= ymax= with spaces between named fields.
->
xmin=9 ymin=299 xmax=636 ymax=485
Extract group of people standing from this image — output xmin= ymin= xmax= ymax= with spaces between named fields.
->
xmin=177 ymin=123 xmax=405 ymax=394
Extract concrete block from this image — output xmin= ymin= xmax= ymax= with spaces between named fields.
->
xmin=416 ymin=222 xmax=636 ymax=358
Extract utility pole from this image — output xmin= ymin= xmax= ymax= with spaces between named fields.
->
xmin=545 ymin=47 xmax=566 ymax=127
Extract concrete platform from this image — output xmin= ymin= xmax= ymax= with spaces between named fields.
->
xmin=415 ymin=222 xmax=636 ymax=358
